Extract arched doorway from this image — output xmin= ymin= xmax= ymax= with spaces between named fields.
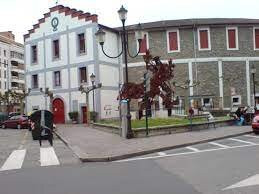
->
xmin=52 ymin=98 xmax=65 ymax=124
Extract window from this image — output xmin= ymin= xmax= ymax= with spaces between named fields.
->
xmin=254 ymin=27 xmax=259 ymax=50
xmin=53 ymin=39 xmax=60 ymax=59
xmin=79 ymin=67 xmax=87 ymax=83
xmin=167 ymin=30 xmax=180 ymax=52
xmin=32 ymin=74 xmax=38 ymax=89
xmin=4 ymin=82 xmax=6 ymax=89
xmin=4 ymin=71 xmax=6 ymax=78
xmin=4 ymin=50 xmax=6 ymax=57
xmin=78 ymin=33 xmax=86 ymax=54
xmin=202 ymin=98 xmax=212 ymax=107
xmin=232 ymin=95 xmax=241 ymax=106
xmin=54 ymin=71 xmax=61 ymax=87
xmin=138 ymin=33 xmax=149 ymax=54
xmin=198 ymin=28 xmax=211 ymax=50
xmin=31 ymin=45 xmax=37 ymax=63
xmin=226 ymin=27 xmax=238 ymax=50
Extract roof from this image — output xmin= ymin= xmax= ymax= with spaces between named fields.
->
xmin=117 ymin=18 xmax=259 ymax=31
xmin=24 ymin=4 xmax=98 ymax=41
xmin=0 ymin=34 xmax=23 ymax=48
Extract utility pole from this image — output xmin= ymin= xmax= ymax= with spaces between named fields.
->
xmin=143 ymin=72 xmax=151 ymax=136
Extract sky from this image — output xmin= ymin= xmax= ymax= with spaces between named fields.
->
xmin=1 ymin=0 xmax=259 ymax=43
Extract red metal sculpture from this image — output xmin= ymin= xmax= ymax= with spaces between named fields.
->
xmin=119 ymin=51 xmax=176 ymax=110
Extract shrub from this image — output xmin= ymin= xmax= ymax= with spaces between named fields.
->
xmin=68 ymin=111 xmax=79 ymax=122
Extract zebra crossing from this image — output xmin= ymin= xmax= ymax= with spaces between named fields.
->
xmin=117 ymin=134 xmax=259 ymax=162
xmin=0 ymin=129 xmax=80 ymax=172
xmin=0 ymin=145 xmax=70 ymax=172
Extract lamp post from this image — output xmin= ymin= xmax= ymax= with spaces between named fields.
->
xmin=95 ymin=5 xmax=144 ymax=139
xmin=40 ymin=87 xmax=54 ymax=111
xmin=251 ymin=65 xmax=256 ymax=111
xmin=79 ymin=81 xmax=102 ymax=125
xmin=90 ymin=73 xmax=96 ymax=122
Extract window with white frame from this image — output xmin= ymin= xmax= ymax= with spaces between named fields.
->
xmin=254 ymin=27 xmax=259 ymax=50
xmin=78 ymin=33 xmax=86 ymax=54
xmin=202 ymin=98 xmax=212 ymax=107
xmin=52 ymin=39 xmax=60 ymax=59
xmin=31 ymin=45 xmax=37 ymax=63
xmin=232 ymin=95 xmax=241 ymax=106
xmin=198 ymin=28 xmax=211 ymax=50
xmin=137 ymin=32 xmax=149 ymax=55
xmin=226 ymin=27 xmax=238 ymax=50
xmin=167 ymin=29 xmax=180 ymax=52
xmin=54 ymin=71 xmax=61 ymax=87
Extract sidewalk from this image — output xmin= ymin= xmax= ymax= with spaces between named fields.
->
xmin=54 ymin=124 xmax=252 ymax=162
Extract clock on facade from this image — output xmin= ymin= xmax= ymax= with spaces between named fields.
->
xmin=51 ymin=17 xmax=59 ymax=31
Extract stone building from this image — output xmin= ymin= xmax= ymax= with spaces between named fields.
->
xmin=123 ymin=19 xmax=259 ymax=116
xmin=0 ymin=31 xmax=25 ymax=112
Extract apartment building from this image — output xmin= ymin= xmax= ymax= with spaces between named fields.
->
xmin=0 ymin=31 xmax=25 ymax=112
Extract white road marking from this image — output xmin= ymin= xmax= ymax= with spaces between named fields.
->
xmin=209 ymin=142 xmax=230 ymax=148
xmin=157 ymin=152 xmax=167 ymax=156
xmin=1 ymin=149 xmax=26 ymax=171
xmin=229 ymin=138 xmax=256 ymax=145
xmin=116 ymin=143 xmax=259 ymax=163
xmin=245 ymin=134 xmax=259 ymax=139
xmin=186 ymin=146 xmax=200 ymax=152
xmin=223 ymin=174 xmax=259 ymax=190
xmin=40 ymin=147 xmax=60 ymax=166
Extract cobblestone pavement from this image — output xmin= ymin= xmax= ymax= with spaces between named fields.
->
xmin=0 ymin=129 xmax=81 ymax=172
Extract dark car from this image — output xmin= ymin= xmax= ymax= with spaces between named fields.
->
xmin=2 ymin=115 xmax=29 ymax=129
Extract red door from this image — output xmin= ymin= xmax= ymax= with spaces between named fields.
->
xmin=82 ymin=106 xmax=87 ymax=124
xmin=53 ymin=98 xmax=65 ymax=124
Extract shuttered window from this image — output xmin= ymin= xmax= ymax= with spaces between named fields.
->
xmin=168 ymin=31 xmax=179 ymax=51
xmin=139 ymin=34 xmax=148 ymax=54
xmin=199 ymin=30 xmax=209 ymax=49
xmin=255 ymin=29 xmax=259 ymax=49
xmin=228 ymin=29 xmax=236 ymax=49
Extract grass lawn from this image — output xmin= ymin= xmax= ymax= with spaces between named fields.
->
xmin=98 ymin=116 xmax=231 ymax=129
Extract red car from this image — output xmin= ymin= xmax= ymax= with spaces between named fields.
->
xmin=2 ymin=115 xmax=29 ymax=129
xmin=252 ymin=115 xmax=259 ymax=134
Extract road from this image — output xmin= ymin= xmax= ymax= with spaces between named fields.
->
xmin=0 ymin=128 xmax=259 ymax=194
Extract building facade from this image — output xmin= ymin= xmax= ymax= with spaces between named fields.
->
xmin=0 ymin=31 xmax=25 ymax=112
xmin=25 ymin=5 xmax=259 ymax=122
xmin=24 ymin=5 xmax=121 ymax=123
xmin=123 ymin=19 xmax=259 ymax=116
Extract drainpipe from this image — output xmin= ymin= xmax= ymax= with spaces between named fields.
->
xmin=192 ymin=22 xmax=198 ymax=95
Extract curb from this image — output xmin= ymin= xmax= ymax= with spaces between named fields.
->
xmin=54 ymin=130 xmax=253 ymax=163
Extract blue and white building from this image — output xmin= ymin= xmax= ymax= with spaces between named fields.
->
xmin=24 ymin=5 xmax=121 ymax=123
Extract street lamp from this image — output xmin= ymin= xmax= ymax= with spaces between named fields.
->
xmin=40 ymin=87 xmax=54 ymax=111
xmin=90 ymin=73 xmax=96 ymax=122
xmin=95 ymin=5 xmax=144 ymax=139
xmin=79 ymin=80 xmax=102 ymax=125
xmin=251 ymin=65 xmax=256 ymax=111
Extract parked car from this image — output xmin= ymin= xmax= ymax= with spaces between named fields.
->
xmin=0 ymin=112 xmax=9 ymax=126
xmin=252 ymin=115 xmax=259 ymax=134
xmin=8 ymin=112 xmax=20 ymax=118
xmin=2 ymin=115 xmax=29 ymax=129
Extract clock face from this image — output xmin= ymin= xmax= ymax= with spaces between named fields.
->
xmin=51 ymin=17 xmax=59 ymax=31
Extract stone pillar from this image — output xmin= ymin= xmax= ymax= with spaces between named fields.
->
xmin=120 ymin=100 xmax=128 ymax=138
